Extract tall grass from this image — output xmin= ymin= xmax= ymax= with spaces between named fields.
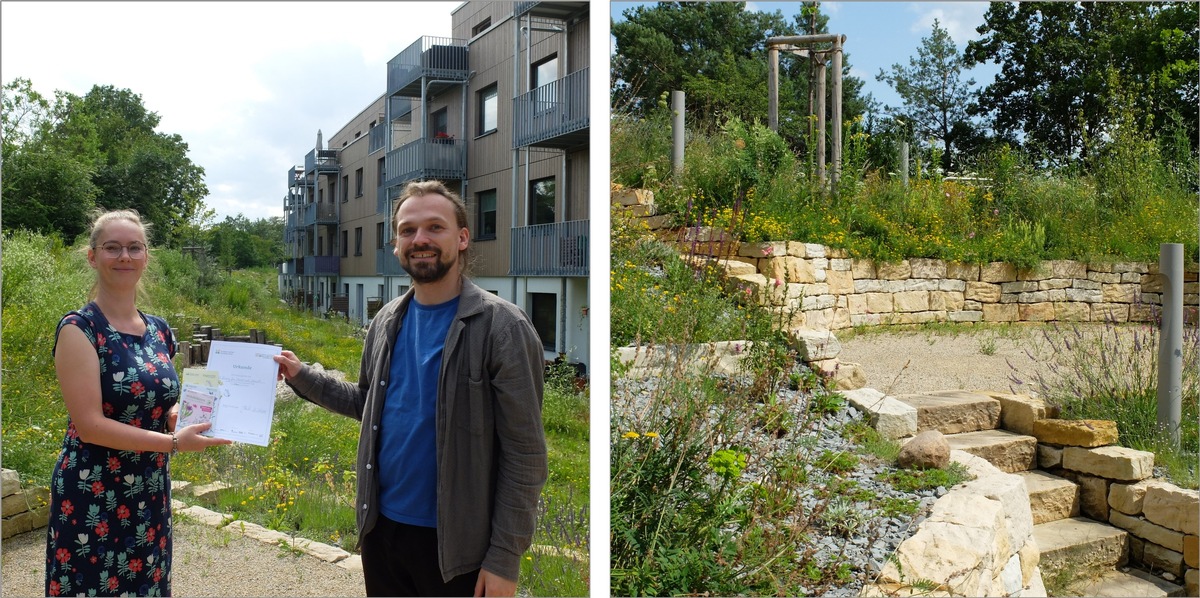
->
xmin=2 ymin=232 xmax=589 ymax=596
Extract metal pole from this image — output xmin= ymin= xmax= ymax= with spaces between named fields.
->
xmin=767 ymin=46 xmax=779 ymax=132
xmin=831 ymin=35 xmax=844 ymax=194
xmin=671 ymin=90 xmax=685 ymax=178
xmin=901 ymin=142 xmax=910 ymax=187
xmin=816 ymin=58 xmax=826 ymax=188
xmin=1157 ymin=243 xmax=1183 ymax=449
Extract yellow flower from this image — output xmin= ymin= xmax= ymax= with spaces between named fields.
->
xmin=622 ymin=431 xmax=641 ymax=439
xmin=643 ymin=432 xmax=659 ymax=438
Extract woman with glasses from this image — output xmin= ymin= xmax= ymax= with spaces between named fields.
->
xmin=45 ymin=209 xmax=230 ymax=597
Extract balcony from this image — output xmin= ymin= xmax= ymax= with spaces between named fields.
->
xmin=509 ymin=220 xmax=589 ymax=277
xmin=301 ymin=202 xmax=338 ymax=226
xmin=513 ymin=68 xmax=589 ymax=150
xmin=304 ymin=255 xmax=340 ymax=276
xmin=383 ymin=138 xmax=465 ymax=188
xmin=515 ymin=1 xmax=587 ymax=19
xmin=377 ymin=183 xmax=401 ymax=216
xmin=304 ymin=148 xmax=339 ymax=175
xmin=386 ymin=36 xmax=468 ymax=98
xmin=376 ymin=247 xmax=406 ymax=276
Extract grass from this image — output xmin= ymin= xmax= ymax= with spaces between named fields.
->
xmin=1 ymin=231 xmax=589 ymax=596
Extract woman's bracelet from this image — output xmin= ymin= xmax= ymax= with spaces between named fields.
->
xmin=170 ymin=432 xmax=179 ymax=457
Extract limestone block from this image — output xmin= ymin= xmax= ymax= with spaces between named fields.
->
xmin=812 ymin=257 xmax=830 ymax=272
xmin=801 ymin=294 xmax=836 ymax=311
xmin=784 ymin=241 xmax=806 ymax=257
xmin=637 ymin=214 xmax=673 ymax=230
xmin=1121 ymin=272 xmax=1143 ymax=283
xmin=952 ymin=449 xmax=1006 ymax=479
xmin=938 ymin=279 xmax=967 ymax=292
xmin=894 ymin=291 xmax=930 ymax=312
xmin=898 ymin=430 xmax=951 ymax=470
xmin=1141 ymin=273 xmax=1166 ymax=293
xmin=2 ymin=509 xmax=48 ymax=539
xmin=1002 ymin=281 xmax=1040 ymax=293
xmin=948 ymin=310 xmax=983 ymax=322
xmin=825 ymin=269 xmax=854 ymax=294
xmin=1055 ymin=302 xmax=1091 ymax=321
xmin=827 ymin=247 xmax=849 ymax=258
xmin=1185 ymin=535 xmax=1197 ymax=568
xmin=804 ymin=243 xmax=826 ymax=258
xmin=1062 ymin=445 xmax=1154 ymax=481
xmin=983 ymin=303 xmax=1018 ymax=322
xmin=1130 ymin=304 xmax=1159 ymax=322
xmin=231 ymin=520 xmax=291 ymax=544
xmin=1018 ymin=470 xmax=1079 ymax=524
xmin=1018 ymin=539 xmax=1040 ymax=586
xmin=982 ymin=391 xmax=1047 ymax=436
xmin=613 ymin=188 xmax=653 ymax=206
xmin=847 ymin=294 xmax=869 ymax=315
xmin=1019 ymin=302 xmax=1056 ymax=321
xmin=813 ymin=359 xmax=866 ymax=390
xmin=910 ymin=258 xmax=947 ymax=279
xmin=877 ymin=261 xmax=912 ymax=280
xmin=1109 ymin=480 xmax=1170 ymax=515
xmin=1 ymin=469 xmax=20 ymax=498
xmin=930 ymin=291 xmax=965 ymax=312
xmin=1130 ymin=535 xmax=1146 ymax=565
xmin=717 ymin=259 xmax=757 ymax=276
xmin=1144 ymin=543 xmax=1185 ymax=577
xmin=1114 ymin=262 xmax=1150 ymax=274
xmin=892 ymin=311 xmax=945 ymax=325
xmin=1091 ymin=303 xmax=1130 ymax=322
xmin=850 ymin=313 xmax=882 ymax=327
xmin=1034 ymin=517 xmax=1129 ymax=576
xmin=866 ymin=292 xmax=894 ymax=313
xmin=1187 ymin=569 xmax=1198 ymax=598
xmin=337 ymin=555 xmax=364 ymax=572
xmin=999 ymin=293 xmax=1019 ymax=304
xmin=947 ymin=261 xmax=980 ymax=281
xmin=178 ymin=505 xmax=232 ymax=526
xmin=1018 ymin=290 xmax=1050 ymax=303
xmin=1038 ymin=444 xmax=1063 ymax=468
xmin=946 ymin=430 xmax=1038 ymax=473
xmin=1072 ymin=473 xmax=1110 ymax=521
xmin=855 ymin=279 xmax=884 ymax=293
xmin=829 ymin=258 xmax=852 ymax=271
xmin=965 ymin=281 xmax=1001 ymax=303
xmin=170 ymin=479 xmax=194 ymax=497
xmin=831 ymin=306 xmax=853 ymax=330
xmin=787 ymin=257 xmax=817 ymax=283
xmin=960 ymin=473 xmax=1035 ymax=559
xmin=997 ymin=552 xmax=1023 ymax=596
xmin=1110 ymin=511 xmax=1185 ymax=552
xmin=982 ymin=262 xmax=1017 ymax=283
xmin=737 ymin=241 xmax=784 ymax=258
xmin=1039 ymin=278 xmax=1073 ymax=290
xmin=190 ymin=481 xmax=231 ymax=504
xmin=1089 ymin=271 xmax=1123 ymax=284
xmin=900 ymin=390 xmax=1002 ymax=435
xmin=805 ymin=307 xmax=834 ymax=329
xmin=851 ymin=258 xmax=876 ymax=279
xmin=1143 ymin=485 xmax=1200 ymax=535
xmin=843 ymin=388 xmax=918 ymax=439
xmin=1032 ymin=419 xmax=1118 ymax=447
xmin=1042 ymin=260 xmax=1088 ymax=280
xmin=1103 ymin=283 xmax=1139 ymax=303
xmin=792 ymin=326 xmax=840 ymax=360
xmin=293 ymin=538 xmax=353 ymax=563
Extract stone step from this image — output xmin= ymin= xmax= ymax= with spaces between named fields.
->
xmin=1072 ymin=568 xmax=1186 ymax=597
xmin=1035 ymin=517 xmax=1128 ymax=583
xmin=1017 ymin=470 xmax=1080 ymax=524
xmin=945 ymin=429 xmax=1038 ymax=473
xmin=894 ymin=390 xmax=1001 ymax=435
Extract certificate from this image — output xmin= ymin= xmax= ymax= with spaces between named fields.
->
xmin=203 ymin=340 xmax=282 ymax=446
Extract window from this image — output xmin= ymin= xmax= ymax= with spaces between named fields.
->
xmin=471 ymin=17 xmax=491 ymax=37
xmin=477 ymin=84 xmax=498 ymax=135
xmin=355 ymin=168 xmax=364 ymax=197
xmin=376 ymin=222 xmax=385 ymax=249
xmin=318 ymin=188 xmax=324 ymax=203
xmin=529 ymin=293 xmax=556 ymax=351
xmin=341 ymin=175 xmax=349 ymax=202
xmin=431 ymin=108 xmax=449 ymax=140
xmin=477 ymin=189 xmax=497 ymax=240
xmin=354 ymin=227 xmax=363 ymax=256
xmin=377 ymin=157 xmax=386 ymax=186
xmin=341 ymin=231 xmax=348 ymax=257
xmin=532 ymin=54 xmax=558 ymax=110
xmin=530 ymin=177 xmax=555 ymax=225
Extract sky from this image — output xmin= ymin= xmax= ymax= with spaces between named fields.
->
xmin=611 ymin=1 xmax=1001 ymax=114
xmin=1 ymin=1 xmax=457 ymax=222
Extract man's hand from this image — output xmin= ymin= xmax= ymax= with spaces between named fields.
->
xmin=473 ymin=568 xmax=516 ymax=597
xmin=273 ymin=350 xmax=303 ymax=381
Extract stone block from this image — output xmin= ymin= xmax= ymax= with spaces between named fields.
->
xmin=945 ymin=430 xmax=1038 ymax=473
xmin=1018 ymin=470 xmax=1079 ymax=524
xmin=1019 ymin=302 xmax=1056 ymax=321
xmin=1109 ymin=479 xmax=1170 ymax=515
xmin=866 ymin=292 xmax=894 ymax=313
xmin=1018 ymin=290 xmax=1050 ymax=303
xmin=1144 ymin=485 xmax=1200 ymax=535
xmin=1187 ymin=569 xmax=1198 ymax=598
xmin=982 ymin=303 xmax=1018 ymax=322
xmin=787 ymin=258 xmax=817 ymax=283
xmin=613 ymin=188 xmax=653 ymax=206
xmin=999 ymin=293 xmax=1019 ymax=304
xmin=877 ymin=261 xmax=911 ymax=280
xmin=1038 ymin=444 xmax=1063 ymax=468
xmin=982 ymin=262 xmax=1017 ymax=283
xmin=899 ymin=390 xmax=1002 ymax=435
xmin=826 ymin=269 xmax=854 ymax=294
xmin=910 ymin=258 xmax=947 ymax=279
xmin=829 ymin=258 xmax=852 ymax=271
xmin=892 ymin=311 xmax=945 ymax=325
xmin=1041 ymin=260 xmax=1088 ymax=280
xmin=843 ymin=388 xmax=918 ymax=439
xmin=960 ymin=473 xmax=1035 ymax=556
xmin=894 ymin=291 xmax=930 ymax=312
xmin=1018 ymin=540 xmax=1040 ymax=586
xmin=1142 ymin=273 xmax=1166 ymax=293
xmin=1032 ymin=419 xmax=1118 ymax=447
xmin=1186 ymin=535 xmax=1198 ymax=568
xmin=898 ymin=430 xmax=951 ymax=470
xmin=1110 ymin=511 xmax=1186 ymax=553
xmin=1055 ymin=302 xmax=1091 ymax=321
xmin=1039 ymin=278 xmax=1073 ymax=290
xmin=717 ymin=259 xmax=757 ymax=277
xmin=855 ymin=279 xmax=884 ymax=293
xmin=930 ymin=291 xmax=965 ymax=312
xmin=851 ymin=258 xmax=876 ymax=279
xmin=965 ymin=281 xmax=1001 ymax=303
xmin=1065 ymin=288 xmax=1104 ymax=303
xmin=1062 ymin=445 xmax=1154 ymax=481
xmin=804 ymin=243 xmax=826 ymax=258
xmin=292 ymin=538 xmax=353 ymax=563
xmin=1130 ymin=535 xmax=1147 ymax=565
xmin=1002 ymin=281 xmax=1040 ymax=293
xmin=738 ymin=241 xmax=785 ymax=258
xmin=178 ymin=505 xmax=232 ymax=527
xmin=847 ymin=294 xmax=869 ymax=315
xmin=337 ymin=554 xmax=364 ymax=572
xmin=813 ymin=359 xmax=867 ymax=390
xmin=947 ymin=261 xmax=980 ymax=281
xmin=948 ymin=310 xmax=983 ymax=322
xmin=850 ymin=313 xmax=882 ymax=327
xmin=1103 ymin=283 xmax=1139 ymax=303
xmin=1090 ymin=271 xmax=1123 ymax=284
xmin=1092 ymin=303 xmax=1130 ymax=322
xmin=977 ymin=391 xmax=1044 ymax=436
xmin=1035 ymin=517 xmax=1129 ymax=579
xmin=1144 ymin=543 xmax=1185 ymax=577
xmin=1130 ymin=304 xmax=1159 ymax=322
xmin=1072 ymin=473 xmax=1110 ymax=521
xmin=801 ymin=294 xmax=836 ymax=311
xmin=938 ymin=279 xmax=967 ymax=292
xmin=1 ymin=469 xmax=20 ymax=498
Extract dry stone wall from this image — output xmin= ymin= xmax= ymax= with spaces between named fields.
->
xmin=2 ymin=468 xmax=50 ymax=539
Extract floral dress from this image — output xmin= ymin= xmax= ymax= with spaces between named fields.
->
xmin=45 ymin=303 xmax=179 ymax=597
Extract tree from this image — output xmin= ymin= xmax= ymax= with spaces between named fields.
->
xmin=877 ymin=19 xmax=977 ymax=172
xmin=965 ymin=2 xmax=1198 ymax=166
xmin=208 ymin=215 xmax=286 ymax=270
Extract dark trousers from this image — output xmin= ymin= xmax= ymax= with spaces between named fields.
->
xmin=361 ymin=515 xmax=480 ymax=597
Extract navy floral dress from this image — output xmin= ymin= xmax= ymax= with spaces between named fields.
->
xmin=45 ymin=303 xmax=179 ymax=597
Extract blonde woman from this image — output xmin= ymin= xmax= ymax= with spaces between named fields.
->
xmin=45 ymin=209 xmax=230 ymax=596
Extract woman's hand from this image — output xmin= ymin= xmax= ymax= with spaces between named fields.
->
xmin=175 ymin=422 xmax=232 ymax=452
xmin=166 ymin=404 xmax=179 ymax=433
xmin=273 ymin=350 xmax=303 ymax=381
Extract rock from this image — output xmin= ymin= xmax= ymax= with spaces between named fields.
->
xmin=1032 ymin=419 xmax=1118 ymax=447
xmin=790 ymin=328 xmax=841 ymax=362
xmin=1109 ymin=479 xmax=1169 ymax=515
xmin=1037 ymin=444 xmax=1063 ymax=468
xmin=1143 ymin=484 xmax=1200 ymax=535
xmin=898 ymin=430 xmax=951 ymax=470
xmin=1185 ymin=535 xmax=1198 ymax=569
xmin=1109 ymin=511 xmax=1185 ymax=553
xmin=1062 ymin=445 xmax=1154 ymax=481
xmin=1 ymin=469 xmax=21 ymax=498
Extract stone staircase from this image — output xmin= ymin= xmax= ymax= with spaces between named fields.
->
xmin=889 ymin=389 xmax=1194 ymax=597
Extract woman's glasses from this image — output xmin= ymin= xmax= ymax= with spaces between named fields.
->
xmin=96 ymin=243 xmax=147 ymax=259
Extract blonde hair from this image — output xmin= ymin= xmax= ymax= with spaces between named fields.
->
xmin=392 ymin=180 xmax=473 ymax=273
xmin=86 ymin=209 xmax=151 ymax=300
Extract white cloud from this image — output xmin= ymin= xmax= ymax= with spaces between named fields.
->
xmin=907 ymin=2 xmax=989 ymax=44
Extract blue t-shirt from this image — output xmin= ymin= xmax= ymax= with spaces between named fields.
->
xmin=377 ymin=295 xmax=459 ymax=527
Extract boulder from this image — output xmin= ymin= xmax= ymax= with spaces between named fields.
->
xmin=899 ymin=430 xmax=951 ymax=470
xmin=1032 ymin=419 xmax=1118 ymax=447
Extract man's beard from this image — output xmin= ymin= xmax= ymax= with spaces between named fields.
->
xmin=401 ymin=246 xmax=456 ymax=284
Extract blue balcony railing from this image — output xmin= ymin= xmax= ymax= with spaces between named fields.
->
xmin=509 ymin=220 xmax=589 ymax=277
xmin=301 ymin=202 xmax=338 ymax=226
xmin=386 ymin=36 xmax=468 ymax=98
xmin=376 ymin=247 xmax=406 ymax=276
xmin=513 ymin=68 xmax=589 ymax=149
xmin=383 ymin=138 xmax=465 ymax=188
xmin=304 ymin=255 xmax=340 ymax=276
xmin=305 ymin=149 xmax=339 ymax=174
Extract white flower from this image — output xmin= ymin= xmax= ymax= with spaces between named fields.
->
xmin=77 ymin=533 xmax=88 ymax=544
xmin=113 ymin=372 xmax=125 ymax=382
xmin=124 ymin=474 xmax=135 ymax=485
xmin=79 ymin=470 xmax=90 ymax=480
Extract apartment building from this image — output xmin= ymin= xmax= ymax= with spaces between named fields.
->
xmin=281 ymin=1 xmax=590 ymax=372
